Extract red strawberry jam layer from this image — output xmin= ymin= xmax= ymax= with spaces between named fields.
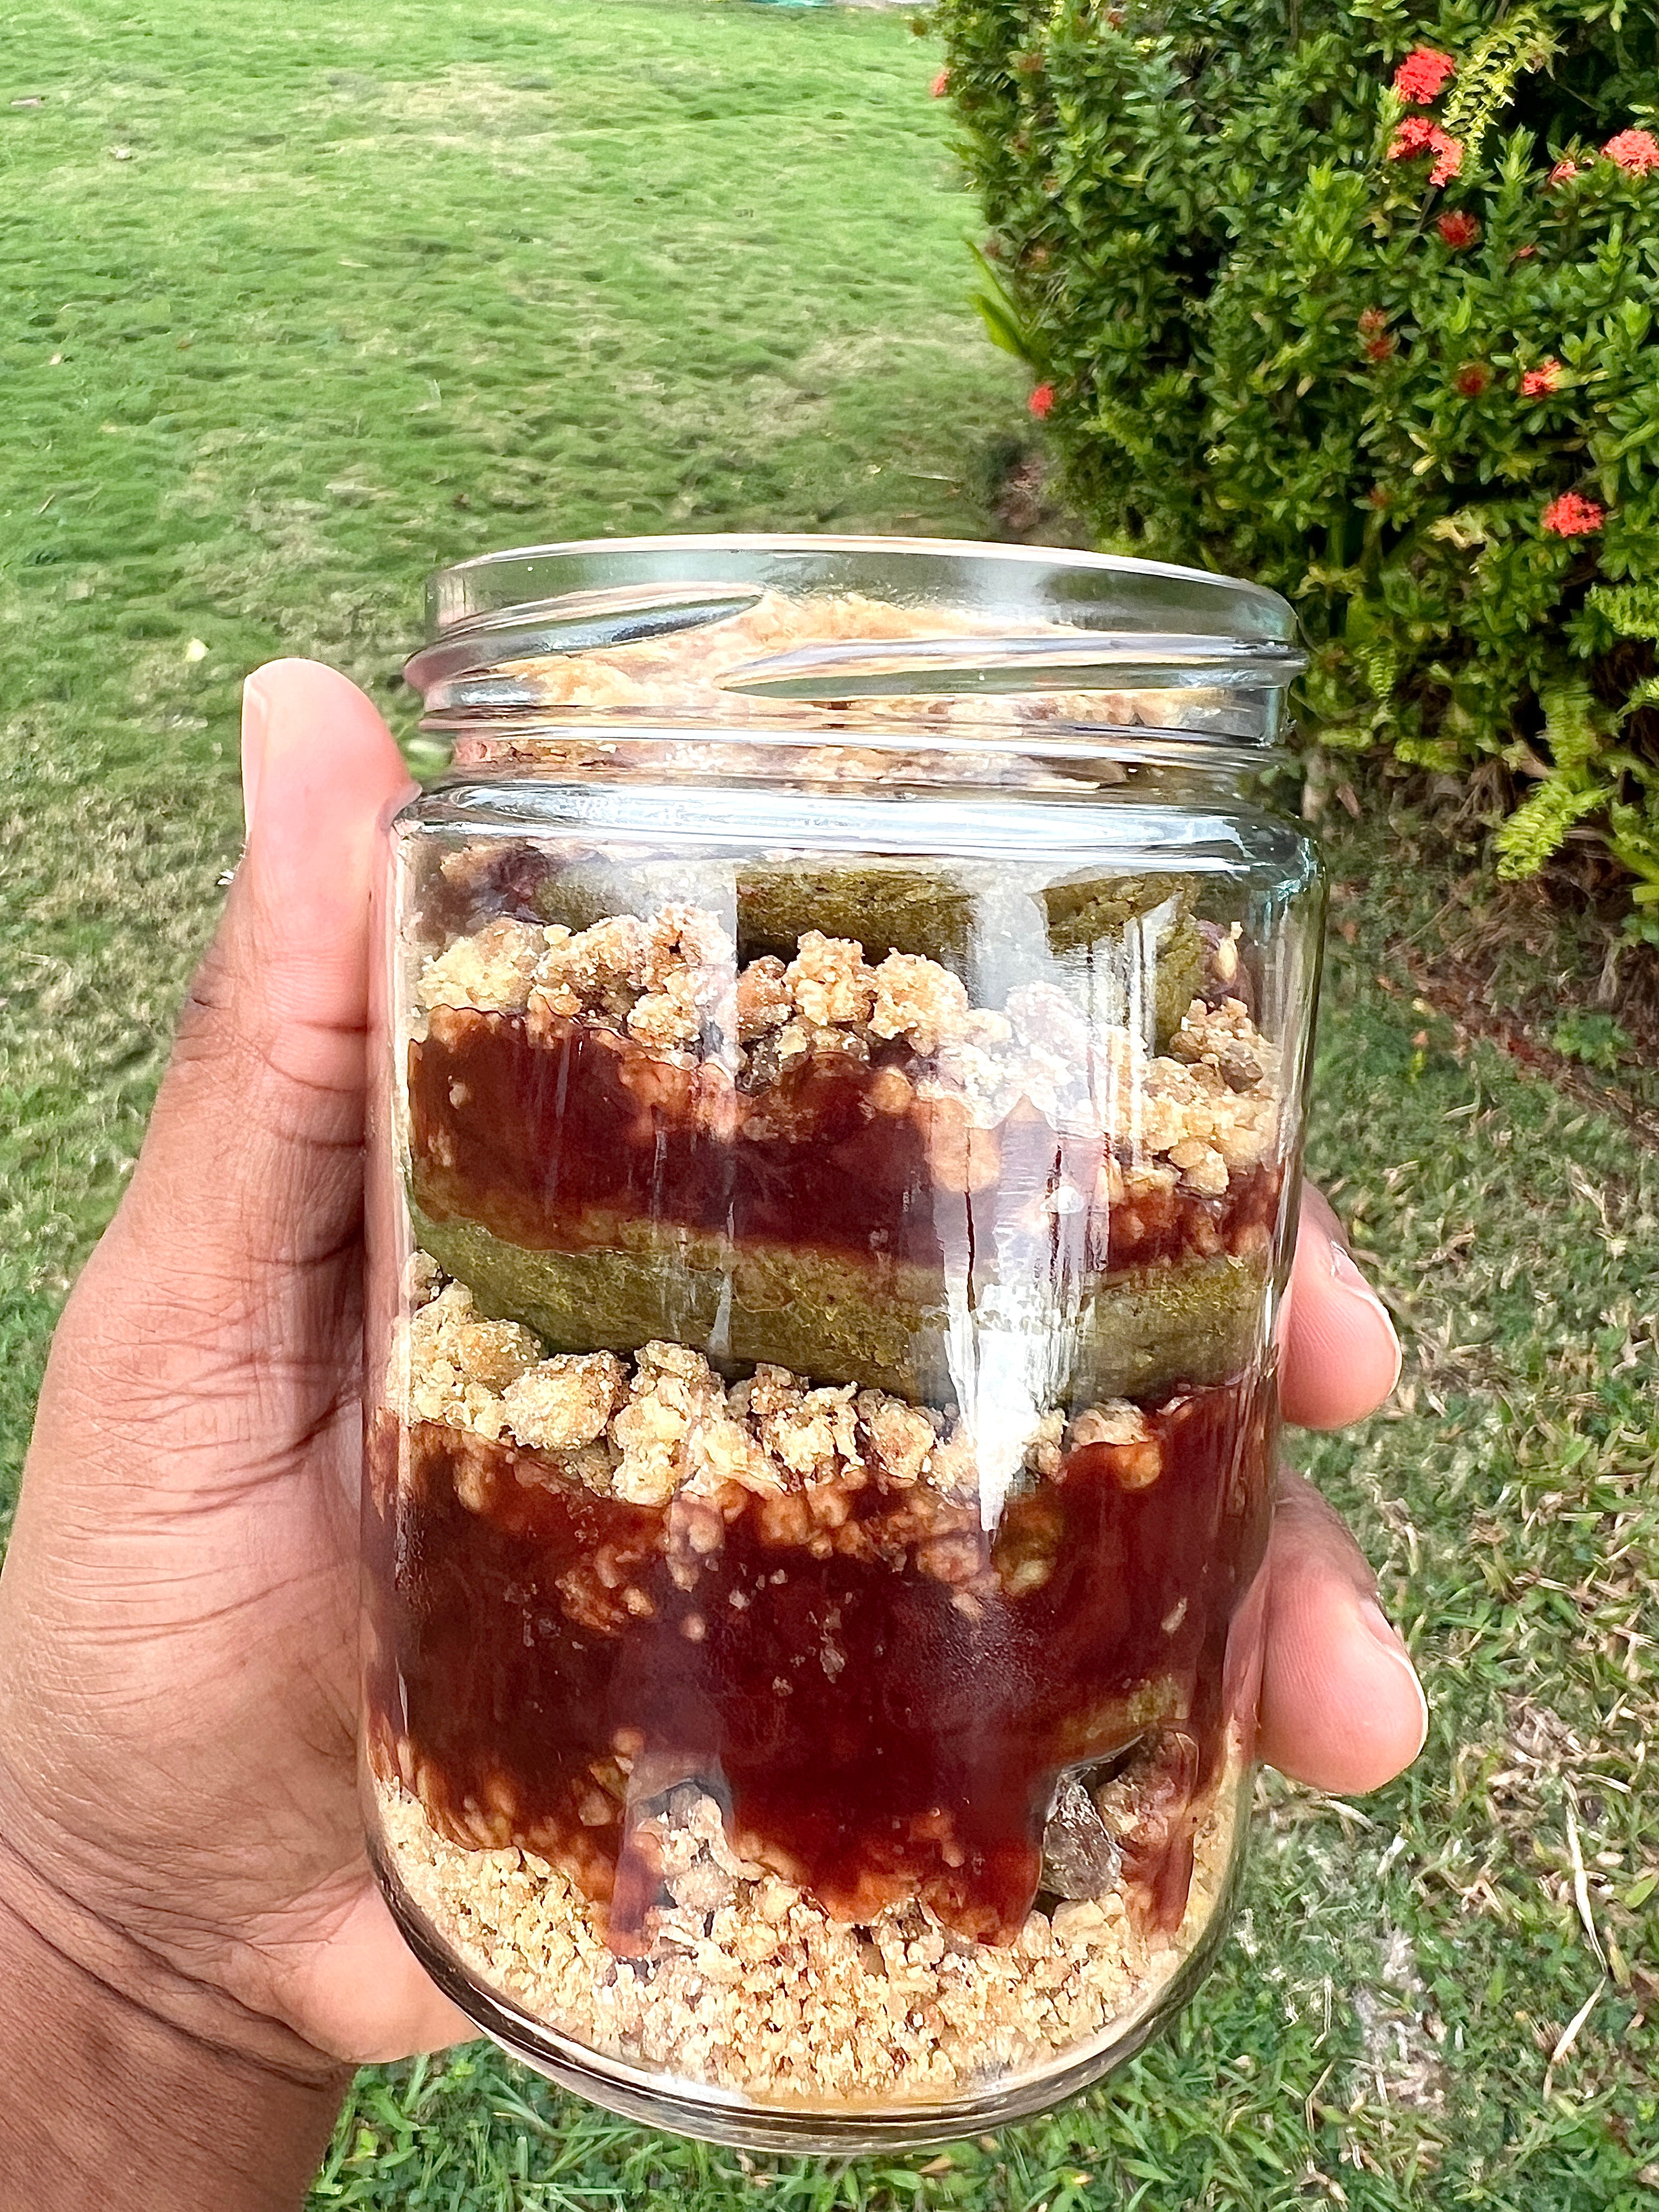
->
xmin=409 ymin=1006 xmax=1281 ymax=1278
xmin=363 ymin=1368 xmax=1274 ymax=1955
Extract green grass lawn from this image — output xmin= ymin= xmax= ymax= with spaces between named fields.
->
xmin=3 ymin=3 xmax=1656 ymax=2206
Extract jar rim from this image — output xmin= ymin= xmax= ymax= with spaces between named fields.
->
xmin=422 ymin=531 xmax=1300 ymax=633
xmin=405 ymin=532 xmax=1306 ymax=753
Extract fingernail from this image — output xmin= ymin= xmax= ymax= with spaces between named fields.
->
xmin=241 ymin=672 xmax=270 ymax=834
xmin=1359 ymin=1598 xmax=1429 ymax=1757
xmin=1329 ymin=1243 xmax=1403 ymax=1393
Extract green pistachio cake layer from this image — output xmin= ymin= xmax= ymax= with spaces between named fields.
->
xmin=410 ymin=1204 xmax=1267 ymax=1404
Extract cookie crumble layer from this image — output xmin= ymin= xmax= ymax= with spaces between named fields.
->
xmin=396 ymin=1275 xmax=1160 ymax=1508
xmin=414 ymin=905 xmax=1281 ymax=1188
xmin=373 ymin=1762 xmax=1240 ymax=2106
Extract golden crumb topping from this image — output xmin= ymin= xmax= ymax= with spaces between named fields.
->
xmin=414 ymin=901 xmax=1283 ymax=1199
xmin=396 ymin=1275 xmax=1162 ymax=1511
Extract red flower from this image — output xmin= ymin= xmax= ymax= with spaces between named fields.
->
xmin=1393 ymin=48 xmax=1456 ymax=105
xmin=1356 ymin=309 xmax=1394 ymax=360
xmin=1429 ymin=134 xmax=1464 ymax=188
xmin=1604 ymin=129 xmax=1659 ymax=176
xmin=1548 ymin=157 xmax=1581 ymax=187
xmin=1390 ymin=115 xmax=1437 ymax=157
xmin=930 ymin=68 xmax=950 ymax=98
xmin=1513 ymin=244 xmax=1538 ymax=260
xmin=1028 ymin=382 xmax=1056 ymax=419
xmin=1520 ymin=358 xmax=1561 ymax=398
xmin=1541 ymin=492 xmax=1605 ymax=538
xmin=1389 ymin=115 xmax=1463 ymax=186
xmin=1455 ymin=363 xmax=1491 ymax=397
xmin=1437 ymin=210 xmax=1481 ymax=248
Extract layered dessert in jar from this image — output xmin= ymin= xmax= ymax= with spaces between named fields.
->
xmin=363 ymin=566 xmax=1307 ymax=2142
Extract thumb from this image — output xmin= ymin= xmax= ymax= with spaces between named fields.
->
xmin=110 ymin=659 xmax=415 ymax=1294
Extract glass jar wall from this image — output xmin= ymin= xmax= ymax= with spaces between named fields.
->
xmin=362 ymin=537 xmax=1321 ymax=2149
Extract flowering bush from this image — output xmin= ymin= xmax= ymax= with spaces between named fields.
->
xmin=938 ymin=1 xmax=1659 ymax=911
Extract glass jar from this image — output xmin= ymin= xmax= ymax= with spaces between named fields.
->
xmin=362 ymin=535 xmax=1319 ymax=2151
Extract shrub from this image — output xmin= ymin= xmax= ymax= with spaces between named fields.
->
xmin=936 ymin=0 xmax=1659 ymax=914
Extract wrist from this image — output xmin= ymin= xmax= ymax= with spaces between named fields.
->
xmin=0 ymin=1837 xmax=347 ymax=2212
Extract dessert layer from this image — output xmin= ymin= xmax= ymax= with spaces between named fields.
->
xmin=374 ymin=1754 xmax=1241 ymax=2106
xmin=408 ymin=991 xmax=1281 ymax=1278
xmin=413 ymin=901 xmax=1273 ymax=1137
xmin=392 ymin=1276 xmax=1192 ymax=1508
xmin=410 ymin=1203 xmax=1267 ymax=1402
xmin=364 ymin=1314 xmax=1274 ymax=1951
xmin=419 ymin=849 xmax=1212 ymax=1048
xmin=482 ymin=589 xmax=1026 ymax=724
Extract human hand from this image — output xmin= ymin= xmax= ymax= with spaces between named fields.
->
xmin=0 ymin=662 xmax=440 ymax=2210
xmin=1268 ymin=1186 xmax=1425 ymax=1791
xmin=0 ymin=658 xmax=1424 ymax=2142
xmin=0 ymin=661 xmax=457 ymax=2085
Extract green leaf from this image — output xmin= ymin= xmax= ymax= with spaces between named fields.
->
xmin=972 ymin=288 xmax=1031 ymax=360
